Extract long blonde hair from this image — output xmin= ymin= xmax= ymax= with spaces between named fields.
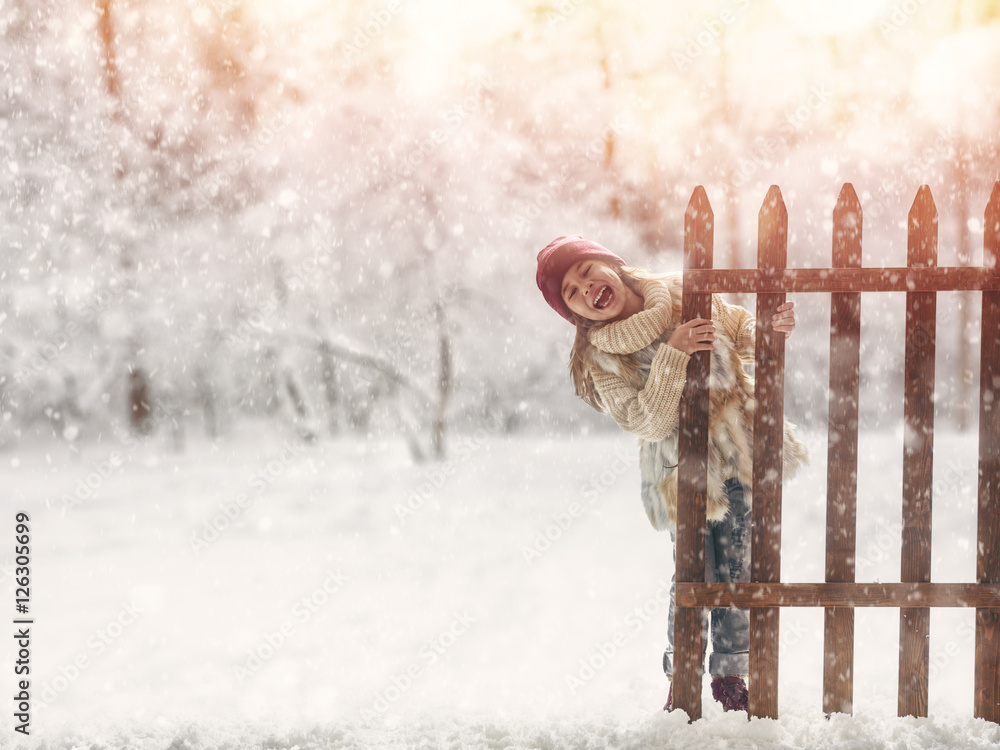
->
xmin=568 ymin=265 xmax=675 ymax=411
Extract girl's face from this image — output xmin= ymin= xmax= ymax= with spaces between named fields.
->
xmin=561 ymin=260 xmax=632 ymax=322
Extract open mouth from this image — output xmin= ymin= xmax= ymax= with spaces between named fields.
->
xmin=593 ymin=285 xmax=613 ymax=311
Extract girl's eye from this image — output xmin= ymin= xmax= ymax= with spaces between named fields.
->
xmin=583 ymin=265 xmax=591 ymax=277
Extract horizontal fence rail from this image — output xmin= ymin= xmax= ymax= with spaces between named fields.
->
xmin=684 ymin=266 xmax=1000 ymax=294
xmin=672 ymin=181 xmax=1000 ymax=723
xmin=675 ymin=582 xmax=1000 ymax=609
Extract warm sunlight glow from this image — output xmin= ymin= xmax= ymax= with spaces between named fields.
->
xmin=914 ymin=25 xmax=1000 ymax=135
xmin=7 ymin=0 xmax=1000 ymax=742
xmin=244 ymin=0 xmax=331 ymax=22
xmin=775 ymin=0 xmax=891 ymax=35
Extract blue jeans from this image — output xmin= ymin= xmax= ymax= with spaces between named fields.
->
xmin=663 ymin=478 xmax=751 ymax=678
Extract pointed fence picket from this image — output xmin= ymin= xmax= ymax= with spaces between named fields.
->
xmin=673 ymin=185 xmax=713 ymax=717
xmin=823 ymin=183 xmax=862 ymax=716
xmin=672 ymin=181 xmax=1000 ymax=722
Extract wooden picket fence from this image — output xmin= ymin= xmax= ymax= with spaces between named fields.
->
xmin=671 ymin=181 xmax=1000 ymax=721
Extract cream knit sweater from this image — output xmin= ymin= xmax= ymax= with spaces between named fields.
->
xmin=586 ymin=276 xmax=756 ymax=441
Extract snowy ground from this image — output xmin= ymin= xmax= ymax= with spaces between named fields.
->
xmin=2 ymin=423 xmax=999 ymax=749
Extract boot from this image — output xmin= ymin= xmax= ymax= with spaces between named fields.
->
xmin=710 ymin=675 xmax=748 ymax=712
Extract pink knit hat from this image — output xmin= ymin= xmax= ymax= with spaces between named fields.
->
xmin=536 ymin=235 xmax=625 ymax=323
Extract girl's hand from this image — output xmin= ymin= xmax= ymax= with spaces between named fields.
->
xmin=668 ymin=318 xmax=715 ymax=355
xmin=772 ymin=300 xmax=796 ymax=338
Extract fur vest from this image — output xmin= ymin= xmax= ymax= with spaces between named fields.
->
xmin=589 ymin=289 xmax=808 ymax=531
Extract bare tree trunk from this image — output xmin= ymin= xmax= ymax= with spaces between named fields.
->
xmin=97 ymin=0 xmax=153 ymax=436
xmin=128 ymin=367 xmax=152 ymax=435
xmin=284 ymin=369 xmax=316 ymax=442
xmin=318 ymin=340 xmax=341 ymax=435
xmin=431 ymin=302 xmax=452 ymax=460
xmin=96 ymin=0 xmax=122 ymax=104
xmin=599 ymin=50 xmax=621 ymax=219
xmin=164 ymin=389 xmax=185 ymax=453
xmin=196 ymin=366 xmax=218 ymax=439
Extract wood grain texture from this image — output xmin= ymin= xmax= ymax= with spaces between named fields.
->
xmin=975 ymin=181 xmax=1000 ymax=721
xmin=749 ymin=185 xmax=787 ymax=720
xmin=673 ymin=186 xmax=714 ymax=721
xmin=673 ymin=183 xmax=1000 ymax=725
xmin=675 ymin=582 xmax=1000 ymax=608
xmin=824 ymin=184 xmax=862 ymax=716
xmin=750 ymin=607 xmax=779 ymax=718
xmin=824 ymin=608 xmax=854 ymax=715
xmin=898 ymin=185 xmax=937 ymax=719
xmin=683 ymin=266 xmax=1000 ymax=294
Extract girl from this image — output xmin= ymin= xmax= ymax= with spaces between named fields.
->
xmin=535 ymin=234 xmax=808 ymax=712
